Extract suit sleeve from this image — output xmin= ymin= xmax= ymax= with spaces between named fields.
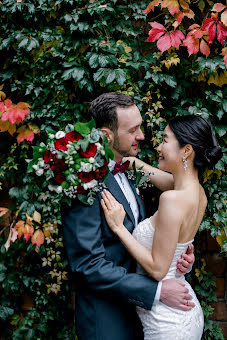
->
xmin=61 ymin=195 xmax=158 ymax=310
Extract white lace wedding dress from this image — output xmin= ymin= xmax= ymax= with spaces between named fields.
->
xmin=132 ymin=218 xmax=204 ymax=340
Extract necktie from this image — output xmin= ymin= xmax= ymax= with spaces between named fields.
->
xmin=112 ymin=161 xmax=130 ymax=176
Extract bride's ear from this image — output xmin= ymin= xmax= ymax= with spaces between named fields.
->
xmin=101 ymin=127 xmax=114 ymax=146
xmin=183 ymin=144 xmax=194 ymax=160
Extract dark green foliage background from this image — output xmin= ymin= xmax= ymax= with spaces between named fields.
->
xmin=0 ymin=0 xmax=226 ymax=339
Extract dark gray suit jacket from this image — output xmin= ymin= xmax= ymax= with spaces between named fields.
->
xmin=62 ymin=173 xmax=158 ymax=340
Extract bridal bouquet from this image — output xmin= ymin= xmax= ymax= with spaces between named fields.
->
xmin=27 ymin=119 xmax=113 ymax=205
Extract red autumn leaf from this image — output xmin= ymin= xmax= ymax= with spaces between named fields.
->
xmin=31 ymin=229 xmax=45 ymax=247
xmin=157 ymin=34 xmax=172 ymax=52
xmin=4 ymin=226 xmax=18 ymax=251
xmin=14 ymin=220 xmax=25 ymax=239
xmin=0 ymin=207 xmax=9 ymax=217
xmin=170 ymin=30 xmax=185 ymax=48
xmin=147 ymin=22 xmax=166 ymax=42
xmin=161 ymin=0 xmax=180 ymax=16
xmin=147 ymin=21 xmax=184 ymax=52
xmin=142 ymin=0 xmax=161 ymax=14
xmin=200 ymin=39 xmax=210 ymax=58
xmin=217 ymin=23 xmax=227 ymax=45
xmin=221 ymin=10 xmax=227 ymax=26
xmin=1 ymin=100 xmax=30 ymax=125
xmin=16 ymin=125 xmax=34 ymax=144
xmin=221 ymin=47 xmax=227 ymax=68
xmin=201 ymin=17 xmax=227 ymax=45
xmin=183 ymin=25 xmax=210 ymax=58
xmin=143 ymin=0 xmax=180 ymax=16
xmin=23 ymin=223 xmax=34 ymax=242
xmin=16 ymin=124 xmax=38 ymax=144
xmin=0 ymin=120 xmax=17 ymax=135
xmin=212 ymin=3 xmax=226 ymax=13
xmin=183 ymin=34 xmax=199 ymax=55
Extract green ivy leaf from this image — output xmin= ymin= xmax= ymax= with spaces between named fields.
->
xmin=0 ymin=306 xmax=14 ymax=320
xmin=105 ymin=69 xmax=116 ymax=84
xmin=115 ymin=68 xmax=127 ymax=85
xmin=62 ymin=67 xmax=85 ymax=81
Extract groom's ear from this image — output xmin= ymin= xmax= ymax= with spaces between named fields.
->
xmin=101 ymin=127 xmax=114 ymax=146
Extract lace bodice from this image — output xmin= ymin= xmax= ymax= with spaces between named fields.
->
xmin=132 ymin=218 xmax=194 ymax=280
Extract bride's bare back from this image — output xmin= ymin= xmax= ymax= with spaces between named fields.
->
xmin=151 ymin=183 xmax=207 ymax=244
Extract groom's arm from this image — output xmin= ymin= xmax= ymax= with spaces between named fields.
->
xmin=62 ymin=195 xmax=158 ymax=310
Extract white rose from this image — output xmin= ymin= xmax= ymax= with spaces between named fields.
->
xmin=36 ymin=169 xmax=44 ymax=176
xmin=55 ymin=186 xmax=63 ymax=194
xmin=32 ymin=164 xmax=39 ymax=171
xmin=89 ymin=157 xmax=95 ymax=163
xmin=39 ymin=160 xmax=45 ymax=167
xmin=49 ymin=134 xmax=55 ymax=139
xmin=55 ymin=131 xmax=65 ymax=139
xmin=84 ymin=179 xmax=98 ymax=190
xmin=48 ymin=184 xmax=55 ymax=191
xmin=80 ymin=162 xmax=93 ymax=172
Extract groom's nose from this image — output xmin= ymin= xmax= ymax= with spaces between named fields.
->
xmin=136 ymin=128 xmax=144 ymax=141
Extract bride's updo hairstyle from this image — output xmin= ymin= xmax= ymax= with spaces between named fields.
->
xmin=168 ymin=115 xmax=223 ymax=169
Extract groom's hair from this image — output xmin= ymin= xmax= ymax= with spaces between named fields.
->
xmin=88 ymin=92 xmax=135 ymax=132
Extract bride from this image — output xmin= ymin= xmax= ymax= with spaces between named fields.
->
xmin=101 ymin=115 xmax=222 ymax=340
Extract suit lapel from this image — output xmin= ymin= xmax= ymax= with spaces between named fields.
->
xmin=127 ymin=178 xmax=146 ymax=222
xmin=104 ymin=174 xmax=136 ymax=225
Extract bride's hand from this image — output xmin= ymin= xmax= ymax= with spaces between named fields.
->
xmin=101 ymin=190 xmax=126 ymax=233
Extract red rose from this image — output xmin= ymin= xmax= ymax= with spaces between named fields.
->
xmin=43 ymin=150 xmax=54 ymax=164
xmin=54 ymin=137 xmax=68 ymax=151
xmin=95 ymin=165 xmax=107 ymax=179
xmin=80 ymin=143 xmax=97 ymax=158
xmin=78 ymin=171 xmax=96 ymax=183
xmin=55 ymin=173 xmax=65 ymax=184
xmin=51 ymin=158 xmax=66 ymax=173
xmin=76 ymin=185 xmax=87 ymax=195
xmin=65 ymin=131 xmax=83 ymax=142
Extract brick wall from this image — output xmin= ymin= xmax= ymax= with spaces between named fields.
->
xmin=200 ymin=231 xmax=227 ymax=338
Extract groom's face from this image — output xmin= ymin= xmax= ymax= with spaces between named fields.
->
xmin=112 ymin=105 xmax=144 ymax=161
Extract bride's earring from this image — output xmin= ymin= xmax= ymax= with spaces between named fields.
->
xmin=183 ymin=156 xmax=187 ymax=171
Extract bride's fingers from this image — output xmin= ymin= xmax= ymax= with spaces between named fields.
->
xmin=101 ymin=191 xmax=113 ymax=210
xmin=103 ymin=190 xmax=118 ymax=209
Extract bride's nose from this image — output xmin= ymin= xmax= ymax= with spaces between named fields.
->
xmin=157 ymin=143 xmax=162 ymax=153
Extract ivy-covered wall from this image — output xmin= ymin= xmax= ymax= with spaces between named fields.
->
xmin=0 ymin=0 xmax=226 ymax=339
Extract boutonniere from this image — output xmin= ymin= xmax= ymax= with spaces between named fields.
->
xmin=126 ymin=161 xmax=153 ymax=194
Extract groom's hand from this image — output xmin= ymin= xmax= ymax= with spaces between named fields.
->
xmin=160 ymin=279 xmax=195 ymax=311
xmin=176 ymin=243 xmax=195 ymax=274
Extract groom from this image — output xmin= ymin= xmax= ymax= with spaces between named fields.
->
xmin=62 ymin=92 xmax=195 ymax=340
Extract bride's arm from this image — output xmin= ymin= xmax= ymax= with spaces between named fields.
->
xmin=101 ymin=190 xmax=183 ymax=281
xmin=123 ymin=156 xmax=173 ymax=192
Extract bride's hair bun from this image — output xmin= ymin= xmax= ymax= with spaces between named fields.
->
xmin=168 ymin=115 xmax=223 ymax=170
xmin=203 ymin=146 xmax=223 ymax=167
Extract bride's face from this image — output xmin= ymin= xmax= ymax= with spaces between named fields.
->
xmin=157 ymin=125 xmax=182 ymax=173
